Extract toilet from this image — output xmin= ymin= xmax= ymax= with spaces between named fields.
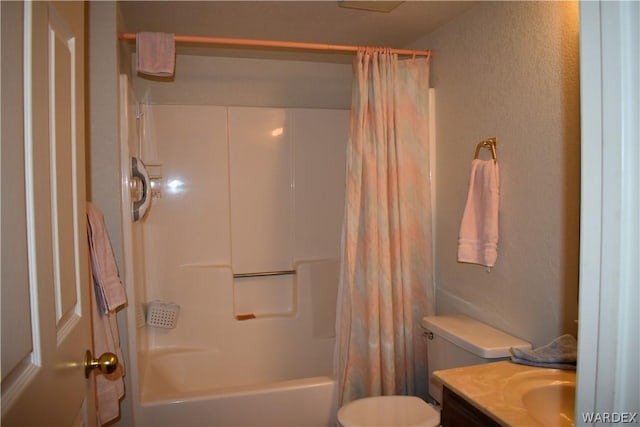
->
xmin=337 ymin=314 xmax=532 ymax=427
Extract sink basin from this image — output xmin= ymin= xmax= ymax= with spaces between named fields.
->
xmin=522 ymin=383 xmax=575 ymax=427
xmin=503 ymin=368 xmax=577 ymax=426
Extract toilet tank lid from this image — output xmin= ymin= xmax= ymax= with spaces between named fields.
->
xmin=421 ymin=314 xmax=531 ymax=358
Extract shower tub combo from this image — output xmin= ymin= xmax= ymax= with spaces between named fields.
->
xmin=120 ymin=95 xmax=347 ymax=426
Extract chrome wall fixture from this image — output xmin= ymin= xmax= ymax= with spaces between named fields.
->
xmin=131 ymin=157 xmax=151 ymax=221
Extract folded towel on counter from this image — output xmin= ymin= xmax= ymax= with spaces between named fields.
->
xmin=510 ymin=334 xmax=577 ymax=370
xmin=136 ymin=32 xmax=175 ymax=77
xmin=457 ymin=159 xmax=500 ymax=268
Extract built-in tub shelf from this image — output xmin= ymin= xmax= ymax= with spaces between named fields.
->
xmin=233 ymin=311 xmax=296 ymax=321
xmin=232 ymin=269 xmax=297 ymax=319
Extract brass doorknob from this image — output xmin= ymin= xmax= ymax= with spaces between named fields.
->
xmin=84 ymin=350 xmax=118 ymax=378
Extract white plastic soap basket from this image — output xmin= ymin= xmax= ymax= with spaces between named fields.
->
xmin=146 ymin=300 xmax=180 ymax=329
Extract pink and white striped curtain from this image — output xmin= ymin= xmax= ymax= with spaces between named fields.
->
xmin=335 ymin=48 xmax=434 ymax=405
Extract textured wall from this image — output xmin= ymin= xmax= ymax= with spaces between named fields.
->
xmin=410 ymin=1 xmax=580 ymax=346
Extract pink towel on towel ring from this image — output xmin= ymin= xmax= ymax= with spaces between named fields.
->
xmin=136 ymin=31 xmax=175 ymax=77
xmin=457 ymin=159 xmax=500 ymax=268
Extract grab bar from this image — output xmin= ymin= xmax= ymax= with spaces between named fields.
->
xmin=233 ymin=270 xmax=296 ymax=279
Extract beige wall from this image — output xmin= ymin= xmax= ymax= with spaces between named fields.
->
xmin=87 ymin=3 xmax=133 ymax=425
xmin=87 ymin=1 xmax=122 ymax=259
xmin=410 ymin=1 xmax=580 ymax=347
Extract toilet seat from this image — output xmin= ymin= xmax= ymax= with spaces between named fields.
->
xmin=337 ymin=395 xmax=440 ymax=427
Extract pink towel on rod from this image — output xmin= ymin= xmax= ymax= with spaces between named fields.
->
xmin=136 ymin=32 xmax=175 ymax=76
xmin=457 ymin=159 xmax=500 ymax=268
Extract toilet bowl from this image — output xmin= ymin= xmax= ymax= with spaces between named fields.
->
xmin=336 ymin=314 xmax=531 ymax=427
xmin=337 ymin=395 xmax=439 ymax=427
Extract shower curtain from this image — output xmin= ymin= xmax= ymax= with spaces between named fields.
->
xmin=335 ymin=48 xmax=434 ymax=405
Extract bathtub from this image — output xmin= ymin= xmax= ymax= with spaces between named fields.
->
xmin=135 ymin=348 xmax=338 ymax=427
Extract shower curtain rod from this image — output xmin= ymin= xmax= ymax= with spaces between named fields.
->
xmin=117 ymin=32 xmax=432 ymax=58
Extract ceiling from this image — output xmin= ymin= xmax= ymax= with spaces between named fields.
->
xmin=118 ymin=1 xmax=477 ymax=62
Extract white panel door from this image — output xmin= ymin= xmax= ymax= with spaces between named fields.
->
xmin=1 ymin=2 xmax=95 ymax=426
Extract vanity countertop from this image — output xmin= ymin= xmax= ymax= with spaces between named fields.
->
xmin=434 ymin=360 xmax=577 ymax=427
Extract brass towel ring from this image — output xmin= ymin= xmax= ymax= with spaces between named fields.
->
xmin=474 ymin=137 xmax=497 ymax=161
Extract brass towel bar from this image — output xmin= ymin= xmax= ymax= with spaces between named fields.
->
xmin=474 ymin=137 xmax=497 ymax=161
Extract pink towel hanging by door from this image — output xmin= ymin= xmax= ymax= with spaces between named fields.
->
xmin=86 ymin=202 xmax=127 ymax=425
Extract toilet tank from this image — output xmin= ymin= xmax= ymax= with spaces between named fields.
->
xmin=422 ymin=314 xmax=531 ymax=404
